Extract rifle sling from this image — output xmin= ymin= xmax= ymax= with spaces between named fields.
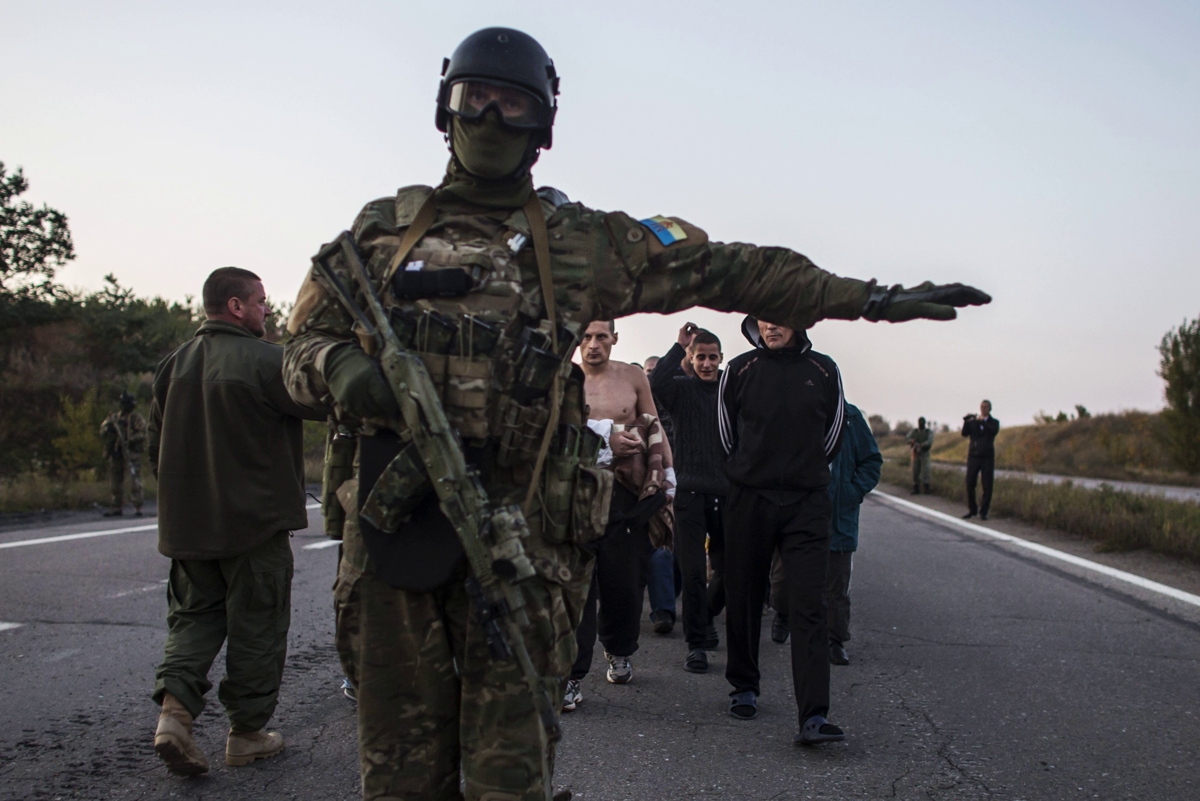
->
xmin=522 ymin=194 xmax=565 ymax=515
xmin=381 ymin=192 xmax=438 ymax=289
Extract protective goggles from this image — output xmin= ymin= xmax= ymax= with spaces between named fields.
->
xmin=444 ymin=79 xmax=553 ymax=129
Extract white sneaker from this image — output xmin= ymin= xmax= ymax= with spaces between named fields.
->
xmin=563 ymin=679 xmax=582 ymax=712
xmin=604 ymin=651 xmax=633 ymax=684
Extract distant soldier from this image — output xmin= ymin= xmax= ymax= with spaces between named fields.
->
xmin=100 ymin=391 xmax=147 ymax=516
xmin=906 ymin=417 xmax=934 ymax=494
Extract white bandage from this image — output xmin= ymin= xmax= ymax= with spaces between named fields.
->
xmin=586 ymin=419 xmax=614 ymax=468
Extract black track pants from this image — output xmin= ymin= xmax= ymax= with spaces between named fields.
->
xmin=724 ymin=486 xmax=832 ymax=725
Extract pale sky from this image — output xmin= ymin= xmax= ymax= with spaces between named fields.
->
xmin=5 ymin=1 xmax=1198 ymax=428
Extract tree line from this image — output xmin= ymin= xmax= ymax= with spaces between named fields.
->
xmin=0 ymin=161 xmax=285 ymax=480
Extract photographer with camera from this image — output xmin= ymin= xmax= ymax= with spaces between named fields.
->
xmin=961 ymin=400 xmax=1000 ymax=520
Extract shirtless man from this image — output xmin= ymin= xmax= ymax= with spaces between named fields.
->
xmin=563 ymin=321 xmax=670 ymax=712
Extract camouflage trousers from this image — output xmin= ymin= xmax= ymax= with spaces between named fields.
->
xmin=334 ymin=546 xmax=590 ymax=801
xmin=108 ymin=454 xmax=144 ymax=510
xmin=911 ymin=454 xmax=931 ymax=485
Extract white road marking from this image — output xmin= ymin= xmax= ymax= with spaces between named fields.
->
xmin=873 ymin=490 xmax=1200 ymax=609
xmin=0 ymin=523 xmax=158 ymax=550
xmin=303 ymin=539 xmax=341 ymax=550
xmin=0 ymin=622 xmax=23 ymax=632
xmin=108 ymin=579 xmax=169 ymax=599
xmin=0 ymin=502 xmax=322 ymax=551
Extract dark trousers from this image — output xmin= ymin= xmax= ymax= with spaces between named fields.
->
xmin=571 ymin=483 xmax=652 ymax=679
xmin=153 ymin=531 xmax=293 ymax=732
xmin=724 ymin=486 xmax=832 ymax=724
xmin=674 ymin=491 xmax=726 ymax=649
xmin=966 ymin=455 xmax=995 ymax=516
xmin=772 ymin=549 xmax=854 ymax=646
xmin=826 ymin=551 xmax=853 ymax=646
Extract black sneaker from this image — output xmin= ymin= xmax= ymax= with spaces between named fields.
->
xmin=829 ymin=642 xmax=849 ymax=665
xmin=701 ymin=623 xmax=719 ymax=650
xmin=771 ymin=613 xmax=789 ymax=644
xmin=650 ymin=610 xmax=675 ymax=635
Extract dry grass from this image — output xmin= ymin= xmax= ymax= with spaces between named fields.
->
xmin=877 ymin=410 xmax=1199 ymax=488
xmin=0 ymin=470 xmax=158 ymax=514
xmin=881 ymin=460 xmax=1200 ymax=562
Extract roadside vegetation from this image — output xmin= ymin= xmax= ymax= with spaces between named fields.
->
xmin=875 ymin=411 xmax=1200 ymax=488
xmin=880 ymin=460 xmax=1200 ymax=562
xmin=0 ymin=160 xmax=286 ymax=514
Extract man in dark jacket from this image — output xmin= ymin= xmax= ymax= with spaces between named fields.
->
xmin=962 ymin=400 xmax=1000 ymax=520
xmin=147 ymin=267 xmax=322 ymax=776
xmin=769 ymin=401 xmax=881 ymax=667
xmin=650 ymin=324 xmax=728 ymax=674
xmin=717 ymin=317 xmax=847 ymax=745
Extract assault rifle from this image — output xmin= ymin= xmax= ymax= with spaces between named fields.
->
xmin=311 ymin=233 xmax=560 ymax=797
xmin=107 ymin=416 xmax=136 ymax=477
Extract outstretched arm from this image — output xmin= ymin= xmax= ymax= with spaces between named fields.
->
xmin=595 ymin=212 xmax=989 ymax=329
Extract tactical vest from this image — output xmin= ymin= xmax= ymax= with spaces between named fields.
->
xmin=323 ymin=185 xmax=612 ymax=591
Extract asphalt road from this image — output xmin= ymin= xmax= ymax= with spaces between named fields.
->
xmin=2 ymin=497 xmax=1199 ymax=800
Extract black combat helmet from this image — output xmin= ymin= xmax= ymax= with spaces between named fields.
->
xmin=119 ymin=390 xmax=136 ymax=410
xmin=436 ymin=27 xmax=559 ymax=149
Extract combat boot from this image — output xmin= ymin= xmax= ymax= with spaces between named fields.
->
xmin=154 ymin=693 xmax=209 ymax=776
xmin=226 ymin=729 xmax=285 ymax=766
xmin=910 ymin=483 xmax=920 ymax=495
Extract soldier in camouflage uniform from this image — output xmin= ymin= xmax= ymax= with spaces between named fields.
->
xmin=100 ymin=391 xmax=147 ymax=517
xmin=906 ymin=416 xmax=935 ymax=493
xmin=283 ymin=28 xmax=990 ymax=801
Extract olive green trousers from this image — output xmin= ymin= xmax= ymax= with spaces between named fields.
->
xmin=152 ymin=531 xmax=293 ymax=732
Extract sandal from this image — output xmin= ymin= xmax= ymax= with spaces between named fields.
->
xmin=684 ymin=649 xmax=708 ymax=673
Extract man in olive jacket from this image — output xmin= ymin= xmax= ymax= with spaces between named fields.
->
xmin=147 ymin=267 xmax=322 ymax=777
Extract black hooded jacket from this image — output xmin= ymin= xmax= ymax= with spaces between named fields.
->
xmin=718 ymin=317 xmax=846 ymax=492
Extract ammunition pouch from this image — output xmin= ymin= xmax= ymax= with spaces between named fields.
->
xmin=320 ymin=424 xmax=356 ymax=540
xmin=445 ymin=355 xmax=493 ymax=440
xmin=495 ymin=396 xmax=552 ymax=467
xmin=537 ymin=453 xmax=614 ymax=546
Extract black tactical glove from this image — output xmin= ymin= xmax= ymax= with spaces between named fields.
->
xmin=861 ymin=281 xmax=991 ymax=322
xmin=323 ymin=344 xmax=400 ymax=421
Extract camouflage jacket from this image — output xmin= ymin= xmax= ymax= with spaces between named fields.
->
xmin=100 ymin=411 xmax=147 ymax=458
xmin=283 ymin=184 xmax=875 ymax=577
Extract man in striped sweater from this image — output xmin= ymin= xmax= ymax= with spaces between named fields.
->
xmin=717 ymin=316 xmax=847 ymax=745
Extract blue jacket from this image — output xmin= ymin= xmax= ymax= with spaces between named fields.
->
xmin=828 ymin=403 xmax=882 ymax=552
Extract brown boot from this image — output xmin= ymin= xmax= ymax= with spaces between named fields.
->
xmin=154 ymin=693 xmax=209 ymax=776
xmin=226 ymin=729 xmax=285 ymax=766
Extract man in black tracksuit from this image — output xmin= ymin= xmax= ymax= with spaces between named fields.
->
xmin=718 ymin=316 xmax=846 ymax=745
xmin=962 ymin=400 xmax=1000 ymax=520
xmin=650 ymin=325 xmax=728 ymax=674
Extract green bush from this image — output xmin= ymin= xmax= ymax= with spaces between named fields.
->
xmin=1159 ymin=316 xmax=1200 ymax=474
xmin=51 ymin=387 xmax=105 ymax=474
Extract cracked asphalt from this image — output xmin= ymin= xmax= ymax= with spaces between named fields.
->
xmin=2 ymin=494 xmax=1199 ymax=800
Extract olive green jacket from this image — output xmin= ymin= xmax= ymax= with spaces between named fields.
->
xmin=149 ymin=320 xmax=323 ymax=560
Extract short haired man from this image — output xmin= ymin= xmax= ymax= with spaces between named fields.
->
xmin=718 ymin=316 xmax=847 ymax=744
xmin=565 ymin=320 xmax=673 ymax=711
xmin=100 ymin=391 xmax=147 ymax=517
xmin=650 ymin=323 xmax=728 ymax=673
xmin=147 ymin=267 xmax=323 ymax=776
xmin=962 ymin=400 xmax=1000 ymax=520
xmin=906 ymin=416 xmax=934 ymax=494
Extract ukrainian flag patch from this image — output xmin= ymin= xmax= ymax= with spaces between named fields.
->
xmin=639 ymin=215 xmax=688 ymax=246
